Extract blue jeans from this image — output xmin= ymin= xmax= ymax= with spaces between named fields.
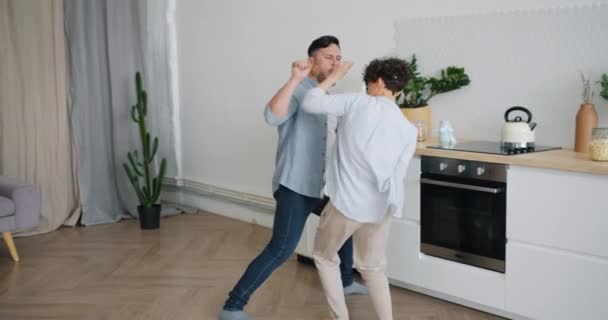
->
xmin=223 ymin=185 xmax=354 ymax=311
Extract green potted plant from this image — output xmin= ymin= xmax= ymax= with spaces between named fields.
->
xmin=399 ymin=55 xmax=471 ymax=137
xmin=123 ymin=72 xmax=167 ymax=229
xmin=599 ymin=73 xmax=608 ymax=101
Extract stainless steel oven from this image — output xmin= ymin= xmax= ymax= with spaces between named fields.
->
xmin=420 ymin=156 xmax=507 ymax=273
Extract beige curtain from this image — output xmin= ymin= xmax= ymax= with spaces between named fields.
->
xmin=0 ymin=0 xmax=80 ymax=235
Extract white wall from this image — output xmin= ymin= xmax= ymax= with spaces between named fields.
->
xmin=394 ymin=5 xmax=608 ymax=146
xmin=176 ymin=0 xmax=608 ymax=198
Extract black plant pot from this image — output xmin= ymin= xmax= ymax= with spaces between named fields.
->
xmin=138 ymin=204 xmax=161 ymax=229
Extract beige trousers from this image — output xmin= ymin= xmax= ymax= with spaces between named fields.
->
xmin=313 ymin=201 xmax=393 ymax=320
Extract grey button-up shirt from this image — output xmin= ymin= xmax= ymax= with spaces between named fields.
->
xmin=264 ymin=77 xmax=327 ymax=199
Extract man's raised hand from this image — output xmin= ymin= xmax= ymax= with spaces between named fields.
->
xmin=291 ymin=60 xmax=311 ymax=81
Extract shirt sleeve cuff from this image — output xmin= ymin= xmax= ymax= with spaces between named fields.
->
xmin=264 ymin=104 xmax=288 ymax=126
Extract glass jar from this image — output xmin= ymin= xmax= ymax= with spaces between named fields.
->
xmin=590 ymin=127 xmax=608 ymax=161
xmin=413 ymin=120 xmax=426 ymax=142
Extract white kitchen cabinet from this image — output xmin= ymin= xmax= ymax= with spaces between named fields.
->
xmin=402 ymin=156 xmax=421 ymax=222
xmin=389 ymin=159 xmax=608 ymax=318
xmin=505 ymin=165 xmax=608 ymax=319
xmin=506 ymin=242 xmax=608 ymax=320
xmin=507 ymin=165 xmax=608 ymax=258
xmin=386 ymin=218 xmax=420 ymax=285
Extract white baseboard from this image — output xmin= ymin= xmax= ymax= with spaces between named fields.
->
xmin=162 ymin=177 xmax=275 ymax=228
xmin=388 ymin=278 xmax=527 ymax=320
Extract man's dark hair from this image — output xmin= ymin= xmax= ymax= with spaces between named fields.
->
xmin=363 ymin=57 xmax=412 ymax=94
xmin=307 ymin=35 xmax=340 ymax=57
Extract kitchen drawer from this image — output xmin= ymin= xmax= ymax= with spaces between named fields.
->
xmin=507 ymin=165 xmax=608 ymax=258
xmin=506 ymin=242 xmax=608 ymax=320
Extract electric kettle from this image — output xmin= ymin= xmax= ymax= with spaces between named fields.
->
xmin=501 ymin=106 xmax=537 ymax=149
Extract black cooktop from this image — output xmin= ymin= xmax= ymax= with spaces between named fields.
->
xmin=427 ymin=141 xmax=562 ymax=155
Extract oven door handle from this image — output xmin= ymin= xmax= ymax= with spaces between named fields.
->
xmin=420 ymin=178 xmax=504 ymax=194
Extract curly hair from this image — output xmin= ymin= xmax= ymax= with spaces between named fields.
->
xmin=363 ymin=57 xmax=412 ymax=94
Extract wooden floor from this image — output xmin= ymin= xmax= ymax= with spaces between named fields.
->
xmin=0 ymin=212 xmax=506 ymax=320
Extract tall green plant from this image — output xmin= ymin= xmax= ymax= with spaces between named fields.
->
xmin=123 ymin=72 xmax=167 ymax=208
xmin=599 ymin=73 xmax=608 ymax=101
xmin=400 ymin=55 xmax=471 ymax=108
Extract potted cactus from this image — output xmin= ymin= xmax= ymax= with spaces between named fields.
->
xmin=399 ymin=54 xmax=471 ymax=138
xmin=123 ymin=72 xmax=167 ymax=229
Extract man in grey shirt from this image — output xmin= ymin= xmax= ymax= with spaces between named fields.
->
xmin=219 ymin=36 xmax=367 ymax=320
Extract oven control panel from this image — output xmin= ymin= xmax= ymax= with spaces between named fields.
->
xmin=421 ymin=156 xmax=507 ymax=183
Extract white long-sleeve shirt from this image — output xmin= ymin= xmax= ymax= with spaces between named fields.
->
xmin=302 ymin=88 xmax=417 ymax=223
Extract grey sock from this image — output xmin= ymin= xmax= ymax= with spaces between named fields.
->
xmin=344 ymin=281 xmax=369 ymax=296
xmin=218 ymin=310 xmax=254 ymax=320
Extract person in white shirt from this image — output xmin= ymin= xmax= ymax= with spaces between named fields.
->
xmin=300 ymin=57 xmax=417 ymax=320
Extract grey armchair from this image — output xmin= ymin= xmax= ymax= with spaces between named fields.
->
xmin=0 ymin=176 xmax=41 ymax=261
